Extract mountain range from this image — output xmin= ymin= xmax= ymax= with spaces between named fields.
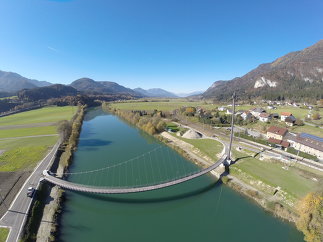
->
xmin=203 ymin=40 xmax=323 ymax=101
xmin=133 ymin=88 xmax=178 ymax=98
xmin=0 ymin=70 xmax=51 ymax=93
xmin=70 ymin=78 xmax=140 ymax=96
xmin=0 ymin=72 xmax=179 ymax=98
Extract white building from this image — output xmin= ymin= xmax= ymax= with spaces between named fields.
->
xmin=287 ymin=133 xmax=323 ymax=160
xmin=259 ymin=113 xmax=271 ymax=122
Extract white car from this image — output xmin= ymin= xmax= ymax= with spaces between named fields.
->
xmin=27 ymin=187 xmax=35 ymax=197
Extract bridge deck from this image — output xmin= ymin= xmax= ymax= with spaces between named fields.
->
xmin=43 ymin=154 xmax=227 ymax=194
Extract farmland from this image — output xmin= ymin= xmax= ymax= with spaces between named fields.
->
xmin=231 ymin=149 xmax=322 ymax=199
xmin=110 ymin=99 xmax=217 ymax=111
xmin=0 ymin=106 xmax=76 ymax=172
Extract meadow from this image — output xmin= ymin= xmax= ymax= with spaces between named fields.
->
xmin=231 ymin=150 xmax=322 ymax=199
xmin=0 ymin=106 xmax=77 ymax=126
xmin=110 ymin=99 xmax=218 ymax=111
xmin=0 ymin=106 xmax=76 ymax=171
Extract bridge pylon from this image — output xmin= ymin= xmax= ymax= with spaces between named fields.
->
xmin=226 ymin=92 xmax=236 ymax=166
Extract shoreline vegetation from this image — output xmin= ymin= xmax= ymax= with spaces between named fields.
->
xmin=103 ymin=102 xmax=323 ymax=242
xmin=21 ymin=105 xmax=85 ymax=242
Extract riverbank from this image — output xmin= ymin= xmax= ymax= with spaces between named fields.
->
xmin=21 ymin=105 xmax=86 ymax=242
xmin=158 ymin=130 xmax=298 ymax=221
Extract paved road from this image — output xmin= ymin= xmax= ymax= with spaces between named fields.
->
xmin=0 ymin=142 xmax=60 ymax=242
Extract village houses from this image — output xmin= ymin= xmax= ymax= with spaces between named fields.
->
xmin=259 ymin=113 xmax=271 ymax=122
xmin=250 ymin=107 xmax=266 ymax=119
xmin=281 ymin=112 xmax=294 ymax=121
xmin=267 ymin=126 xmax=288 ymax=140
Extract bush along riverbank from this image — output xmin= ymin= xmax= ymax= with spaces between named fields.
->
xmin=21 ymin=105 xmax=86 ymax=242
xmin=103 ymin=102 xmax=166 ymax=135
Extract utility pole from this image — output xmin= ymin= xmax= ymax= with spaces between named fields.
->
xmin=227 ymin=92 xmax=236 ymax=165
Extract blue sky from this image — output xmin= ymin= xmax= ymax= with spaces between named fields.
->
xmin=0 ymin=0 xmax=322 ymax=93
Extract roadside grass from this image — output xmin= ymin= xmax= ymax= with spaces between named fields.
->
xmin=231 ymin=150 xmax=320 ymax=198
xmin=0 ymin=145 xmax=52 ymax=171
xmin=0 ymin=126 xmax=57 ymax=139
xmin=0 ymin=227 xmax=9 ymax=242
xmin=0 ymin=106 xmax=76 ymax=126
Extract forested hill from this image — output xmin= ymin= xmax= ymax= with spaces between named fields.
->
xmin=203 ymin=40 xmax=323 ymax=101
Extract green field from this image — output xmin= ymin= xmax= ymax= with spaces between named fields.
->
xmin=170 ymin=133 xmax=223 ymax=159
xmin=0 ymin=227 xmax=9 ymax=242
xmin=231 ymin=150 xmax=321 ymax=198
xmin=0 ymin=106 xmax=76 ymax=171
xmin=111 ymin=100 xmax=218 ymax=112
xmin=0 ymin=126 xmax=57 ymax=139
xmin=0 ymin=106 xmax=77 ymax=126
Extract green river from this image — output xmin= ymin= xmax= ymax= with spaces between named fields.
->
xmin=58 ymin=108 xmax=304 ymax=242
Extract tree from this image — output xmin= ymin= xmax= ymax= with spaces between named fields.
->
xmin=57 ymin=120 xmax=72 ymax=142
xmin=296 ymin=192 xmax=323 ymax=242
xmin=295 ymin=119 xmax=305 ymax=126
xmin=312 ymin=113 xmax=321 ymax=120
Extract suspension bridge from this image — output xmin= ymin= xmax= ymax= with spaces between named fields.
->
xmin=42 ymin=92 xmax=237 ymax=194
xmin=42 ymin=142 xmax=228 ymax=194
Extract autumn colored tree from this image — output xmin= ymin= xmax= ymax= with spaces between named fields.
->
xmin=312 ymin=113 xmax=321 ymax=120
xmin=296 ymin=192 xmax=323 ymax=242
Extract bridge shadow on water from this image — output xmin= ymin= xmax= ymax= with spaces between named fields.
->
xmin=70 ymin=179 xmax=223 ymax=204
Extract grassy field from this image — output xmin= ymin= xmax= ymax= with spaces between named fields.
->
xmin=0 ymin=126 xmax=57 ymax=139
xmin=0 ymin=136 xmax=58 ymax=172
xmin=111 ymin=99 xmax=218 ymax=112
xmin=0 ymin=106 xmax=76 ymax=172
xmin=0 ymin=227 xmax=9 ymax=242
xmin=0 ymin=106 xmax=77 ymax=126
xmin=231 ymin=150 xmax=321 ymax=198
xmin=170 ymin=133 xmax=223 ymax=159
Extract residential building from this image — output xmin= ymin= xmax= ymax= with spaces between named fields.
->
xmin=259 ymin=113 xmax=271 ymax=122
xmin=241 ymin=111 xmax=252 ymax=120
xmin=285 ymin=116 xmax=296 ymax=126
xmin=268 ymin=137 xmax=290 ymax=149
xmin=267 ymin=126 xmax=288 ymax=140
xmin=287 ymin=133 xmax=323 ymax=160
xmin=250 ymin=107 xmax=266 ymax=118
xmin=281 ymin=112 xmax=293 ymax=121
xmin=271 ymin=113 xmax=279 ymax=119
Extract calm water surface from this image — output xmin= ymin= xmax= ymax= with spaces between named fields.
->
xmin=58 ymin=108 xmax=304 ymax=242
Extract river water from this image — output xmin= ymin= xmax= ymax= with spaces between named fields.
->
xmin=58 ymin=108 xmax=304 ymax=242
